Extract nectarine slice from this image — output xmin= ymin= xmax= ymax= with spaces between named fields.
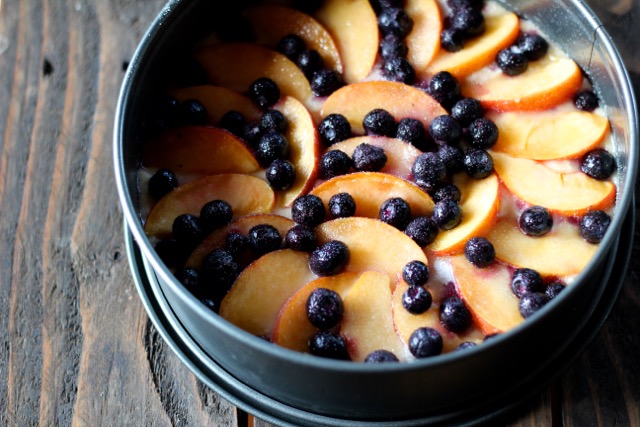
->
xmin=491 ymin=151 xmax=616 ymax=215
xmin=219 ymin=249 xmax=316 ymax=338
xmin=144 ymin=174 xmax=275 ymax=238
xmin=170 ymin=85 xmax=262 ymax=124
xmin=322 ymin=81 xmax=447 ymax=134
xmin=311 ymin=172 xmax=434 ymax=218
xmin=405 ymin=0 xmax=442 ymax=74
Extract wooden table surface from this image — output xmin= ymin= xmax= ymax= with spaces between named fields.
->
xmin=1 ymin=1 xmax=639 ymax=426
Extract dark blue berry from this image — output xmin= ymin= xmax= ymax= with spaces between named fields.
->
xmin=149 ymin=168 xmax=178 ymax=199
xmin=172 ymin=214 xmax=205 ymax=247
xmin=329 ymin=192 xmax=357 ymax=218
xmin=175 ymin=267 xmax=200 ymax=294
xmin=219 ymin=111 xmax=246 ymax=136
xmin=297 ymin=49 xmax=325 ymax=78
xmin=266 ymin=159 xmax=296 ymax=191
xmin=379 ymin=34 xmax=408 ymax=60
xmin=581 ymin=149 xmax=615 ymax=180
xmin=455 ymin=341 xmax=478 ymax=351
xmin=242 ymin=121 xmax=263 ymax=147
xmin=403 ymin=260 xmax=430 ymax=287
xmin=447 ymin=0 xmax=484 ymax=10
xmin=352 ymin=143 xmax=388 ymax=171
xmin=412 ymin=152 xmax=447 ymax=190
xmin=574 ymin=90 xmax=599 ymax=111
xmin=432 ymin=199 xmax=462 ymax=230
xmin=511 ymin=268 xmax=544 ymax=298
xmin=404 ymin=216 xmax=439 ymax=247
xmin=364 ymin=350 xmax=399 ymax=363
xmin=318 ymin=114 xmax=352 ymax=146
xmin=363 ymin=109 xmax=397 ymax=137
xmin=306 ymin=288 xmax=344 ymax=329
xmin=432 ymin=184 xmax=461 ymax=203
xmin=545 ymin=281 xmax=566 ymax=300
xmin=260 ymin=109 xmax=288 ymax=133
xmin=292 ymin=194 xmax=326 ymax=227
xmin=439 ymin=296 xmax=472 ymax=332
xmin=451 ymin=98 xmax=484 ymax=126
xmin=403 ymin=286 xmax=433 ymax=314
xmin=309 ymin=240 xmax=349 ymax=276
xmin=450 ymin=6 xmax=485 ymax=37
xmin=202 ymin=248 xmax=240 ymax=289
xmin=518 ymin=206 xmax=553 ymax=237
xmin=277 ymin=34 xmax=306 ymax=61
xmin=308 ymin=331 xmax=350 ymax=360
xmin=513 ymin=33 xmax=548 ymax=61
xmin=409 ymin=327 xmax=443 ymax=358
xmin=225 ymin=231 xmax=248 ymax=257
xmin=464 ymin=148 xmax=493 ymax=179
xmin=249 ymin=77 xmax=281 ymax=109
xmin=519 ymin=293 xmax=549 ymax=318
xmin=154 ymin=237 xmax=188 ymax=268
xmin=248 ymin=224 xmax=282 ymax=256
xmin=396 ymin=118 xmax=429 ymax=150
xmin=256 ymin=131 xmax=288 ymax=167
xmin=496 ymin=48 xmax=528 ymax=76
xmin=378 ymin=8 xmax=414 ymax=38
xmin=440 ymin=27 xmax=465 ymax=52
xmin=430 ymin=115 xmax=462 ymax=145
xmin=468 ymin=118 xmax=498 ymax=149
xmin=383 ymin=57 xmax=416 ymax=84
xmin=369 ymin=0 xmax=403 ymax=14
xmin=380 ymin=197 xmax=412 ymax=229
xmin=200 ymin=298 xmax=217 ymax=312
xmin=179 ymin=99 xmax=208 ymax=125
xmin=580 ymin=210 xmax=611 ymax=243
xmin=311 ymin=69 xmax=344 ymax=97
xmin=285 ymin=224 xmax=318 ymax=252
xmin=320 ymin=150 xmax=353 ymax=179
xmin=438 ymin=145 xmax=465 ymax=174
xmin=200 ymin=200 xmax=233 ymax=231
xmin=426 ymin=71 xmax=461 ymax=109
xmin=464 ymin=237 xmax=495 ymax=268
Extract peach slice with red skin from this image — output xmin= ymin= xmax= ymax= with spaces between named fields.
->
xmin=488 ymin=110 xmax=610 ymax=160
xmin=326 ymin=136 xmax=423 ymax=180
xmin=170 ymin=85 xmax=262 ymax=125
xmin=272 ymin=272 xmax=360 ymax=352
xmin=491 ymin=151 xmax=616 ymax=215
xmin=311 ymin=172 xmax=434 ymax=219
xmin=427 ymin=12 xmax=520 ymax=79
xmin=315 ymin=0 xmax=378 ymax=83
xmin=321 ymin=81 xmax=447 ymax=134
xmin=144 ymin=174 xmax=275 ymax=239
xmin=244 ymin=4 xmax=343 ymax=73
xmin=462 ymin=57 xmax=583 ymax=111
xmin=405 ymin=0 xmax=442 ymax=74
xmin=142 ymin=126 xmax=260 ymax=176
xmin=219 ymin=249 xmax=316 ymax=338
xmin=450 ymin=254 xmax=523 ymax=335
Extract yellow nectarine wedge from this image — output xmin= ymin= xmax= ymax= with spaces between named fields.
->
xmin=405 ymin=0 xmax=442 ymax=73
xmin=315 ymin=0 xmax=378 ymax=83
xmin=429 ymin=173 xmax=500 ymax=255
xmin=322 ymin=81 xmax=447 ymax=134
xmin=450 ymin=255 xmax=523 ymax=335
xmin=272 ymin=272 xmax=361 ymax=352
xmin=170 ymin=85 xmax=262 ymax=124
xmin=489 ymin=110 xmax=610 ymax=160
xmin=144 ymin=174 xmax=275 ymax=238
xmin=220 ymin=249 xmax=316 ymax=338
xmin=244 ymin=4 xmax=343 ymax=73
xmin=311 ymin=172 xmax=434 ymax=218
xmin=491 ymin=151 xmax=616 ymax=215
xmin=341 ymin=271 xmax=406 ymax=361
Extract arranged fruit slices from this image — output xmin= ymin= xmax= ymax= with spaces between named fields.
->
xmin=405 ymin=0 xmax=442 ymax=75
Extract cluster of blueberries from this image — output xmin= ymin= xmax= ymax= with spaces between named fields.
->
xmin=440 ymin=0 xmax=486 ymax=53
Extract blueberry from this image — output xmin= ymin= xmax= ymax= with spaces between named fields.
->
xmin=432 ymin=199 xmax=462 ymax=230
xmin=574 ymin=90 xmax=599 ymax=111
xmin=200 ymin=298 xmax=217 ymax=313
xmin=297 ymin=49 xmax=324 ymax=78
xmin=285 ymin=224 xmax=318 ymax=252
xmin=380 ymin=197 xmax=412 ymax=229
xmin=277 ymin=34 xmax=306 ymax=61
xmin=450 ymin=6 xmax=485 ymax=37
xmin=364 ymin=350 xmax=399 ymax=363
xmin=412 ymin=152 xmax=447 ymax=190
xmin=496 ymin=48 xmax=528 ymax=76
xmin=580 ymin=210 xmax=611 ymax=243
xmin=308 ymin=331 xmax=350 ymax=360
xmin=429 ymin=115 xmax=462 ymax=145
xmin=311 ymin=69 xmax=344 ymax=97
xmin=178 ymin=99 xmax=208 ymax=125
xmin=404 ymin=216 xmax=439 ymax=247
xmin=363 ymin=109 xmax=397 ymax=137
xmin=260 ymin=109 xmax=288 ymax=133
xmin=318 ymin=114 xmax=351 ymax=146
xmin=200 ymin=200 xmax=233 ymax=231
xmin=266 ymin=159 xmax=296 ymax=191
xmin=426 ymin=71 xmax=461 ymax=109
xmin=408 ymin=327 xmax=443 ymax=358
xmin=248 ymin=224 xmax=282 ymax=256
xmin=154 ymin=237 xmax=188 ymax=268
xmin=447 ymin=0 xmax=484 ymax=10
xmin=468 ymin=118 xmax=498 ymax=149
xmin=440 ymin=27 xmax=465 ymax=52
xmin=369 ymin=0 xmax=403 ymax=14
xmin=202 ymin=248 xmax=240 ymax=290
xmin=175 ymin=267 xmax=200 ymax=294
xmin=292 ymin=194 xmax=326 ymax=227
xmin=329 ymin=192 xmax=357 ymax=218
xmin=224 ymin=231 xmax=249 ymax=257
xmin=172 ymin=214 xmax=205 ymax=247
xmin=320 ymin=150 xmax=353 ymax=179
xmin=249 ymin=77 xmax=281 ymax=109
xmin=403 ymin=286 xmax=433 ymax=314
xmin=396 ymin=118 xmax=429 ymax=150
xmin=219 ymin=110 xmax=246 ymax=136
xmin=464 ymin=237 xmax=495 ymax=268
xmin=306 ymin=288 xmax=344 ymax=329
xmin=378 ymin=8 xmax=414 ymax=38
xmin=511 ymin=268 xmax=544 ymax=298
xmin=242 ymin=121 xmax=263 ymax=147
xmin=149 ymin=168 xmax=178 ymax=199
xmin=519 ymin=293 xmax=549 ymax=318
xmin=256 ymin=131 xmax=288 ymax=167
xmin=432 ymin=184 xmax=461 ymax=203
xmin=581 ymin=149 xmax=615 ymax=180
xmin=352 ymin=143 xmax=388 ymax=171
xmin=545 ymin=281 xmax=566 ymax=300
xmin=518 ymin=206 xmax=553 ymax=237
xmin=309 ymin=240 xmax=349 ymax=276
xmin=464 ymin=148 xmax=493 ymax=179
xmin=451 ymin=98 xmax=484 ymax=126
xmin=383 ymin=57 xmax=416 ymax=84
xmin=513 ymin=33 xmax=548 ymax=61
xmin=439 ymin=296 xmax=472 ymax=332
xmin=455 ymin=341 xmax=478 ymax=351
xmin=403 ymin=260 xmax=430 ymax=287
xmin=379 ymin=34 xmax=408 ymax=60
xmin=438 ymin=145 xmax=465 ymax=174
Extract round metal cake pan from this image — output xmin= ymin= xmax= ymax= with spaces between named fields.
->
xmin=114 ymin=0 xmax=639 ymax=421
